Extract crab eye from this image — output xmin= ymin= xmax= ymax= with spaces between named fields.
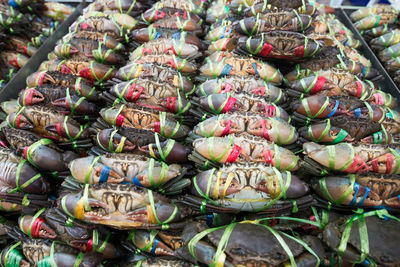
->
xmin=230 ymin=247 xmax=245 ymax=255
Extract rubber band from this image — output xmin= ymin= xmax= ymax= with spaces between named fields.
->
xmin=326 ymin=100 xmax=339 ymax=118
xmin=23 ymin=138 xmax=52 ymax=168
xmin=9 ymin=160 xmax=41 ymax=193
xmin=208 ymin=136 xmax=233 ymax=162
xmin=151 ymin=133 xmax=174 ymax=162
xmin=147 ymin=190 xmax=177 ymax=226
xmin=3 ymin=242 xmax=22 ymax=267
xmin=319 ymin=175 xmax=356 ymax=205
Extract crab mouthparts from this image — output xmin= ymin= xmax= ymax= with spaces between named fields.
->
xmin=84 ymin=200 xmax=109 ymax=220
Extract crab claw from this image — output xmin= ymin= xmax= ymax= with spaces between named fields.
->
xmin=69 ymin=156 xmax=125 ymax=184
xmin=250 ymin=117 xmax=298 ymax=145
xmin=54 ymin=43 xmax=79 ymax=58
xmin=139 ymin=139 xmax=190 ymax=162
xmin=79 ymin=62 xmax=116 ymax=83
xmin=360 ymin=131 xmax=392 ymax=144
xmin=313 ymin=176 xmax=382 ymax=207
xmin=18 ymin=215 xmax=57 ymax=239
xmin=193 ymin=169 xmax=243 ymax=198
xmin=303 ymin=142 xmax=369 ymax=173
xmin=26 ymin=71 xmax=56 ymax=87
xmin=1 ymin=99 xmax=20 ymax=115
xmin=99 ymin=107 xmax=130 ymax=128
xmin=208 ymin=38 xmax=238 ymax=52
xmin=291 ymin=95 xmax=347 ymax=119
xmin=134 ymin=162 xmax=182 ymax=188
xmin=92 ymin=47 xmax=126 ymax=66
xmin=158 ymin=96 xmax=191 ymax=115
xmin=18 ymin=88 xmax=45 ymax=106
xmin=45 ymin=119 xmax=88 ymax=140
xmin=96 ymin=129 xmax=136 ymax=152
xmin=23 ymin=142 xmax=76 ymax=172
xmin=6 ymin=112 xmax=33 ymax=130
xmin=60 ymin=192 xmax=110 ymax=221
xmin=347 ymin=105 xmax=386 ymax=122
xmin=369 ymin=152 xmax=400 ymax=174
xmin=71 ymin=239 xmax=121 ymax=259
xmin=53 ymin=251 xmax=103 ymax=267
xmin=199 ymin=93 xmax=238 ymax=114
xmin=298 ymin=123 xmax=353 ymax=143
xmin=0 ymin=244 xmax=30 ymax=267
xmin=9 ymin=161 xmax=51 ymax=194
xmin=128 ymin=230 xmax=174 ymax=256
xmin=52 ymin=95 xmax=97 ymax=115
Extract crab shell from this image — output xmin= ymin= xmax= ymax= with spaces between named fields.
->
xmin=0 ymin=147 xmax=51 ymax=194
xmin=127 ymin=230 xmax=174 ymax=256
xmin=183 ymin=222 xmax=323 ymax=266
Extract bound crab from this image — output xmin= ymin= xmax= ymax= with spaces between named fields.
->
xmin=291 ymin=95 xmax=395 ymax=126
xmin=322 ymin=209 xmax=400 ymax=266
xmin=190 ymin=133 xmax=300 ymax=171
xmin=58 ymin=183 xmax=193 ymax=230
xmin=6 ymin=105 xmax=89 ymax=142
xmin=99 ymin=103 xmax=190 ymax=139
xmin=130 ymin=26 xmax=203 ymax=49
xmin=101 ymin=78 xmax=192 ymax=115
xmin=181 ymin=162 xmax=311 ymax=214
xmin=196 ymin=76 xmax=287 ymax=106
xmin=18 ymin=86 xmax=98 ymax=116
xmin=67 ymin=153 xmax=189 ymax=194
xmin=190 ymin=92 xmax=290 ymax=122
xmin=303 ymin=142 xmax=400 ymax=175
xmin=190 ymin=112 xmax=297 ymax=146
xmin=26 ymin=71 xmax=99 ymax=102
xmin=232 ymin=9 xmax=312 ymax=35
xmin=17 ymin=207 xmax=122 ymax=259
xmin=298 ymin=115 xmax=400 ymax=144
xmin=199 ymin=51 xmax=283 ymax=84
xmin=237 ymin=31 xmax=323 ymax=60
xmin=180 ymin=221 xmax=324 ymax=266
xmin=113 ymin=62 xmax=194 ymax=94
xmin=313 ymin=173 xmax=400 ymax=210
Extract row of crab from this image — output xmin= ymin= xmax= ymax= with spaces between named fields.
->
xmin=349 ymin=5 xmax=400 ymax=86
xmin=0 ymin=0 xmax=73 ymax=89
xmin=0 ymin=188 xmax=400 ymax=266
xmin=0 ymin=0 xmax=400 ymax=266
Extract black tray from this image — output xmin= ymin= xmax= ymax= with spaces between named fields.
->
xmin=335 ymin=7 xmax=400 ymax=98
xmin=0 ymin=2 xmax=85 ymax=102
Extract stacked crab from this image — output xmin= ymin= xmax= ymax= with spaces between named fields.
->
xmin=350 ymin=5 xmax=400 ymax=86
xmin=0 ymin=0 xmax=154 ymax=266
xmin=1 ymin=0 xmax=400 ymax=266
xmin=0 ymin=0 xmax=73 ymax=89
xmin=183 ymin=0 xmax=319 ymax=221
